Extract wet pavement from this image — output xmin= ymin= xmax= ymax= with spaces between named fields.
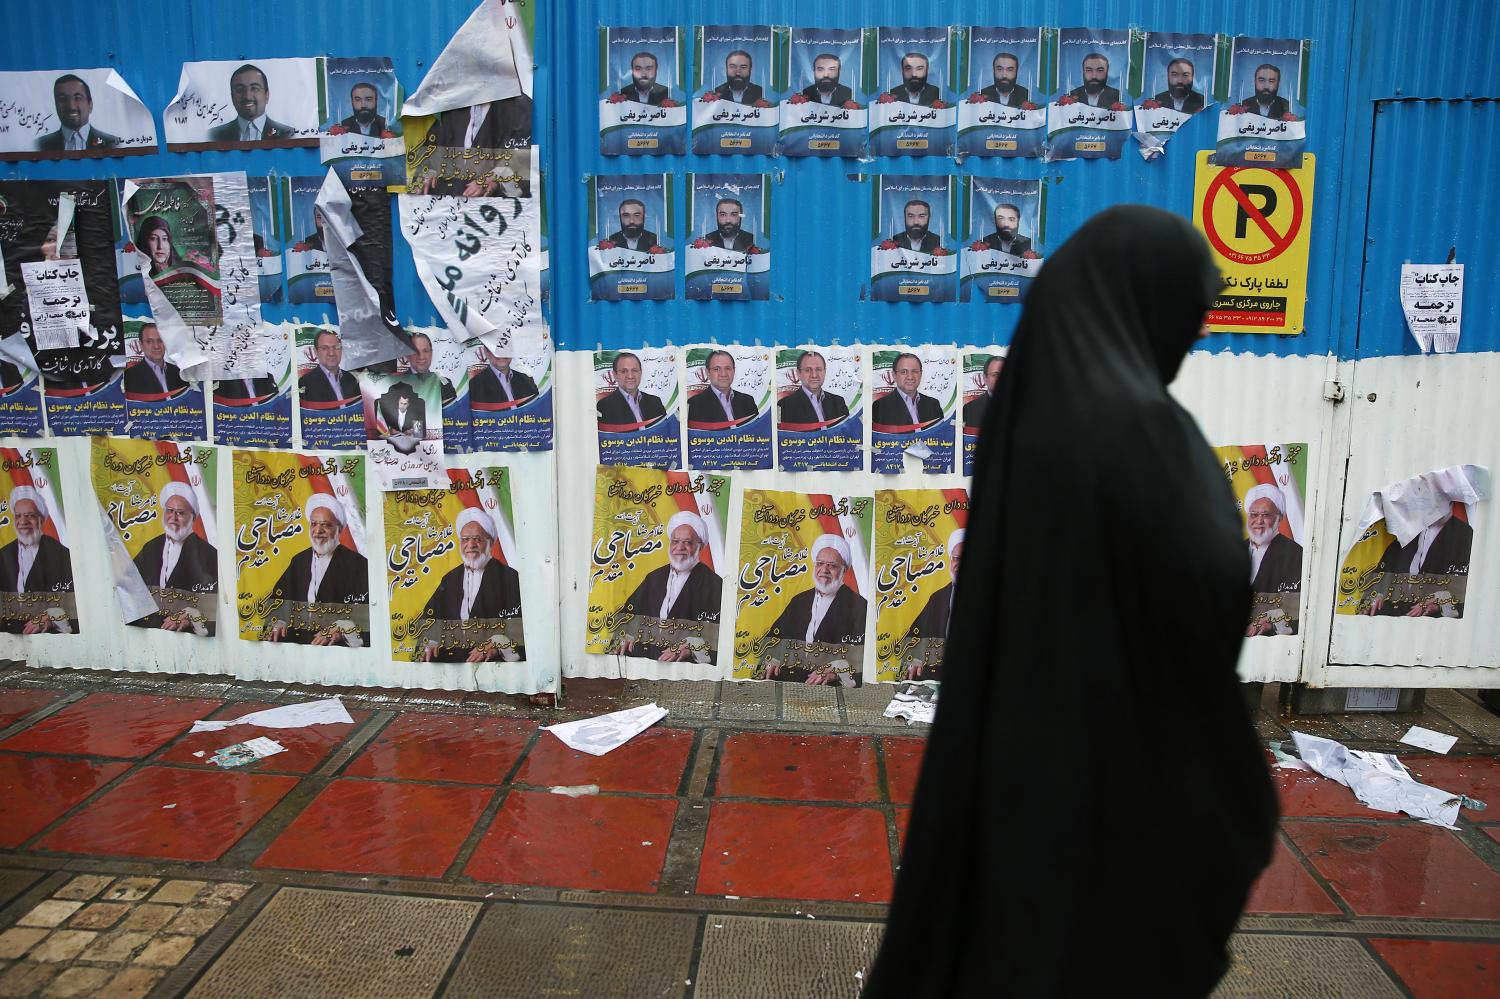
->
xmin=0 ymin=668 xmax=1497 ymax=997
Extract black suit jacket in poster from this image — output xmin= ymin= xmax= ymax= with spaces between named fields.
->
xmin=979 ymin=84 xmax=1030 ymax=106
xmin=618 ymin=83 xmax=669 ymax=106
xmin=1068 ymin=85 xmax=1123 ymax=108
xmin=778 ymin=389 xmax=849 ymax=427
xmin=799 ymin=83 xmax=854 ymax=105
xmin=123 ymin=360 xmax=188 ymax=397
xmin=469 ymin=367 xmax=538 ymax=406
xmin=339 ymin=114 xmax=389 ymax=135
xmin=133 ymin=532 xmax=218 ymax=594
xmin=206 ymin=117 xmax=297 ymax=142
xmin=605 ymin=229 xmax=659 ymax=251
xmin=597 ymin=389 xmax=666 ymax=428
xmin=1153 ymin=90 xmax=1205 ymax=114
xmin=871 ymin=390 xmax=943 ymax=429
xmin=769 ymin=583 xmax=867 ymax=647
xmin=299 ymin=366 xmax=361 ymax=404
xmin=37 ymin=126 xmax=121 ymax=151
xmin=1239 ymin=94 xmax=1291 ymax=119
xmin=887 ymin=83 xmax=940 ymax=106
xmin=701 ymin=230 xmax=754 ymax=252
xmin=982 ymin=232 xmax=1034 ymax=256
xmin=687 ymin=388 xmax=757 ymax=426
xmin=714 ymin=81 xmax=765 ymax=104
xmin=0 ymin=534 xmax=74 ymax=594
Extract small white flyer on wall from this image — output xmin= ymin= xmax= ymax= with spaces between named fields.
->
xmin=1399 ymin=263 xmax=1462 ymax=354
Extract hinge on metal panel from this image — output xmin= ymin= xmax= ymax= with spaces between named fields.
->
xmin=1322 ymin=379 xmax=1345 ymax=403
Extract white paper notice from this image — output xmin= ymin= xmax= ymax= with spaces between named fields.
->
xmin=542 ymin=703 xmax=668 ymax=757
xmin=1399 ymin=725 xmax=1459 ymax=754
xmin=20 ymin=259 xmax=90 ymax=350
xmin=188 ymin=697 xmax=354 ymax=734
xmin=1292 ymin=731 xmax=1469 ymax=828
xmin=1399 ymin=263 xmax=1463 ymax=354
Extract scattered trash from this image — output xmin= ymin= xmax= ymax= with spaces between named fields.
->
xmin=547 ymin=784 xmax=600 ymax=797
xmin=1268 ymin=740 xmax=1310 ymax=771
xmin=210 ymin=737 xmax=286 ymax=769
xmin=1291 ymin=732 xmax=1480 ymax=828
xmin=542 ymin=703 xmax=668 ymax=757
xmin=192 ymin=751 xmax=206 ymax=758
xmin=1400 ymin=726 xmax=1459 ymax=754
xmin=162 ymin=803 xmax=176 ymax=809
xmin=641 ymin=841 xmax=653 ymax=846
xmin=883 ymin=683 xmax=938 ymax=725
xmin=190 ymin=698 xmax=353 ymax=734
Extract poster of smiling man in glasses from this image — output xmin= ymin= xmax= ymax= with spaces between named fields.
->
xmin=599 ymin=27 xmax=687 ymax=156
xmin=870 ymin=27 xmax=958 ymax=157
xmin=1133 ymin=32 xmax=1219 ymax=160
xmin=1214 ymin=37 xmax=1309 ymax=168
xmin=957 ymin=26 xmax=1046 ymax=158
xmin=778 ymin=28 xmax=869 ymax=158
xmin=691 ymin=25 xmax=783 ymax=155
xmin=685 ymin=173 xmax=770 ymax=302
xmin=1045 ymin=27 xmax=1134 ymax=161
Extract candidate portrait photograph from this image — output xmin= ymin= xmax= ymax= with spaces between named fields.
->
xmin=1244 ymin=483 xmax=1303 ymax=635
xmin=339 ymin=82 xmax=388 ymax=136
xmin=619 ymin=50 xmax=670 ymax=105
xmin=207 ymin=64 xmax=297 ymax=143
xmin=1068 ymin=51 xmax=1122 ymax=108
xmin=979 ymin=51 xmax=1030 ymax=107
xmin=264 ymin=493 xmax=368 ymax=646
xmin=982 ymin=203 xmax=1034 ymax=257
xmin=299 ymin=329 xmax=361 ymax=404
xmin=377 ymin=381 xmax=427 ymax=454
xmin=405 ymin=333 xmax=457 ymax=406
xmin=687 ymin=350 xmax=758 ymax=427
xmin=1239 ymin=63 xmax=1291 ymax=119
xmin=765 ymin=532 xmax=867 ymax=685
xmin=419 ymin=507 xmax=525 ymax=663
xmin=606 ymin=198 xmax=659 ymax=252
xmin=618 ymin=510 xmax=721 ymax=663
xmin=597 ymin=351 xmax=667 ymax=426
xmin=469 ymin=348 xmax=538 ymax=407
xmin=778 ymin=350 xmax=850 ymax=427
xmin=36 ymin=74 xmax=119 ymax=152
xmin=714 ymin=49 xmax=764 ymax=104
xmin=131 ymin=481 xmax=217 ymax=635
xmin=901 ymin=527 xmax=964 ymax=681
xmin=0 ymin=485 xmax=75 ymax=634
xmin=962 ymin=356 xmax=1003 ymax=428
xmin=871 ymin=353 xmax=944 ymax=427
xmin=889 ymin=199 xmax=942 ymax=254
xmin=888 ymin=51 xmax=940 ymax=106
xmin=800 ymin=52 xmax=853 ymax=105
xmin=1153 ymin=58 xmax=1206 ymax=113
xmin=699 ymin=198 xmax=754 ymax=251
xmin=123 ymin=324 xmax=189 ymax=399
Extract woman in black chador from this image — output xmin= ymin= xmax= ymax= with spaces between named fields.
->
xmin=865 ymin=206 xmax=1277 ymax=997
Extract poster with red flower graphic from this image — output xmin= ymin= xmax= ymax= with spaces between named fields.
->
xmin=869 ymin=27 xmax=957 ymax=156
xmin=686 ymin=173 xmax=769 ymax=301
xmin=318 ymin=57 xmax=406 ymax=190
xmin=589 ymin=175 xmax=675 ymax=301
xmin=1213 ymin=37 xmax=1309 ymax=168
xmin=1133 ymin=32 xmax=1220 ymax=160
xmin=957 ymin=26 xmax=1049 ymax=157
xmin=777 ymin=28 xmax=870 ymax=157
xmin=1045 ymin=28 xmax=1134 ymax=161
xmin=961 ymin=177 xmax=1045 ymax=306
xmin=599 ymin=27 xmax=687 ymax=156
xmin=690 ymin=25 xmax=784 ymax=155
xmin=869 ymin=175 xmax=957 ymax=304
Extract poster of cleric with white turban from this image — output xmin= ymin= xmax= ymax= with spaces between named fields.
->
xmin=777 ymin=28 xmax=869 ymax=158
xmin=1214 ymin=37 xmax=1308 ymax=168
xmin=684 ymin=346 xmax=772 ymax=471
xmin=870 ymin=347 xmax=957 ymax=475
xmin=870 ymin=27 xmax=957 ymax=157
xmin=957 ymin=27 xmax=1046 ymax=158
xmin=685 ymin=173 xmax=769 ymax=302
xmin=691 ymin=25 xmax=781 ymax=155
xmin=0 ymin=448 xmax=77 ymax=636
xmin=1133 ymin=32 xmax=1219 ymax=160
xmin=595 ymin=348 xmax=681 ymax=470
xmin=870 ymin=175 xmax=958 ymax=303
xmin=1217 ymin=443 xmax=1308 ymax=637
xmin=0 ymin=68 xmax=158 ymax=161
xmin=1045 ymin=28 xmax=1134 ymax=161
xmin=588 ymin=175 xmax=675 ymax=301
xmin=599 ymin=27 xmax=687 ymax=156
xmin=961 ymin=177 xmax=1045 ymax=304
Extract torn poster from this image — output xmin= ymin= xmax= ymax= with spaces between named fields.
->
xmin=163 ymin=59 xmax=321 ymax=151
xmin=960 ymin=349 xmax=1002 ymax=474
xmin=122 ymin=317 xmax=206 ymax=442
xmin=1291 ymin=732 xmax=1476 ymax=828
xmin=314 ymin=170 xmax=408 ymax=369
xmin=190 ymin=697 xmax=354 ymax=733
xmin=399 ymin=194 xmax=547 ymax=356
xmin=870 ymin=346 xmax=957 ymax=475
xmin=123 ymin=176 xmax=222 ymax=328
xmin=1399 ymin=263 xmax=1463 ymax=354
xmin=212 ymin=323 xmax=292 ymax=449
xmin=543 ymin=703 xmax=668 ymax=757
xmin=0 ymin=68 xmax=159 ymax=160
xmin=360 ymin=369 xmax=444 ymax=491
xmin=0 ymin=446 xmax=77 ymax=636
xmin=875 ymin=489 xmax=969 ymax=683
xmin=319 ymin=57 xmax=406 ymax=190
xmin=286 ymin=176 xmax=333 ymax=305
xmin=247 ymin=176 xmax=284 ymax=305
xmin=211 ymin=737 xmax=284 ymax=768
xmin=1132 ymin=32 xmax=1219 ymax=160
xmin=465 ymin=346 xmax=553 ymax=453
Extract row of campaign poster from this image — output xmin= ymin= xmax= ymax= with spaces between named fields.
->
xmin=599 ymin=27 xmax=1308 ymax=165
xmin=0 ymin=440 xmax=529 ymax=666
xmin=591 ymin=346 xmax=1004 ymax=475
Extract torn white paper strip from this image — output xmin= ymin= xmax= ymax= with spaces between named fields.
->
xmin=1345 ymin=464 xmax=1491 ymax=557
xmin=55 ymin=193 xmax=76 ymax=252
xmin=1400 ymin=726 xmax=1459 ymax=754
xmin=542 ymin=703 xmax=667 ymax=757
xmin=0 ymin=333 xmax=39 ymax=376
xmin=200 ymin=171 xmax=268 ymax=380
xmin=189 ymin=697 xmax=353 ymax=734
xmin=20 ymin=259 xmax=89 ymax=350
xmin=100 ymin=509 xmax=159 ymax=624
xmin=1291 ymin=731 xmax=1468 ymax=828
xmin=1399 ymin=263 xmax=1463 ymax=354
xmin=402 ymin=0 xmax=531 ymax=116
xmin=314 ymin=169 xmax=409 ymax=368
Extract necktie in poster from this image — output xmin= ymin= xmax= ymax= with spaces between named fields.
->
xmin=162 ymin=58 xmax=321 ymax=151
xmin=870 ymin=347 xmax=957 ymax=474
xmin=121 ymin=317 xmax=206 ymax=441
xmin=874 ymin=489 xmax=969 ymax=682
xmin=296 ymin=325 xmax=365 ymax=450
xmin=684 ymin=346 xmax=772 ymax=471
xmin=775 ymin=346 xmax=864 ymax=473
xmin=595 ymin=347 xmax=681 ymax=470
xmin=0 ymin=447 xmax=77 ymax=636
xmin=465 ymin=345 xmax=553 ymax=452
xmin=0 ymin=67 xmax=159 ymax=161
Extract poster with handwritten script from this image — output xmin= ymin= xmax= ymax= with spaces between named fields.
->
xmin=0 ymin=68 xmax=158 ymax=161
xmin=589 ymin=175 xmax=675 ymax=301
xmin=870 ymin=27 xmax=957 ymax=157
xmin=961 ymin=177 xmax=1045 ymax=304
xmin=296 ymin=325 xmax=364 ymax=450
xmin=212 ymin=323 xmax=292 ymax=449
xmin=319 ymin=57 xmax=405 ymax=190
xmin=957 ymin=27 xmax=1047 ymax=158
xmin=685 ymin=173 xmax=769 ymax=301
xmin=122 ymin=317 xmax=206 ymax=441
xmin=776 ymin=346 xmax=863 ymax=473
xmin=0 ymin=447 xmax=77 ymax=636
xmin=466 ymin=346 xmax=553 ymax=453
xmin=1214 ymin=37 xmax=1308 ymax=168
xmin=595 ymin=347 xmax=681 ymax=469
xmin=870 ymin=175 xmax=957 ymax=303
xmin=691 ymin=25 xmax=783 ymax=155
xmin=1045 ymin=28 xmax=1134 ymax=161
xmin=685 ymin=346 xmax=772 ymax=471
xmin=960 ymin=350 xmax=1003 ymax=475
xmin=90 ymin=438 xmax=218 ymax=636
xmin=233 ymin=449 xmax=369 ymax=648
xmin=733 ymin=488 xmax=873 ymax=686
xmin=162 ymin=59 xmax=321 ymax=151
xmin=586 ymin=465 xmax=728 ymax=665
xmin=874 ymin=489 xmax=969 ymax=682
xmin=386 ymin=467 xmax=526 ymax=664
xmin=1217 ymin=442 xmax=1309 ymax=636
xmin=870 ymin=347 xmax=957 ymax=475
xmin=778 ymin=28 xmax=869 ymax=157
xmin=1134 ymin=32 xmax=1220 ymax=160
xmin=599 ymin=27 xmax=687 ymax=156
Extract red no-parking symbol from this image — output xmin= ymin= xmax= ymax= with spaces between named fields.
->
xmin=1201 ymin=167 xmax=1304 ymax=266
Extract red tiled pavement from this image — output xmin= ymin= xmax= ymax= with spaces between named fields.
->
xmin=882 ymin=737 xmax=924 ymax=805
xmin=0 ymin=693 xmax=221 ymax=758
xmin=894 ymin=806 xmax=910 ymax=852
xmin=1243 ymin=839 xmax=1342 ymax=914
xmin=0 ymin=689 xmax=63 ymax=729
xmin=1401 ymin=755 xmax=1500 ymax=822
xmin=1368 ymin=938 xmax=1500 ymax=999
xmin=155 ymin=702 xmax=369 ymax=773
xmin=255 ymin=779 xmax=492 ymax=879
xmin=697 ymin=801 xmax=893 ymax=903
xmin=714 ymin=733 xmax=880 ymax=803
xmin=515 ymin=727 xmax=693 ymax=794
xmin=35 ymin=766 xmax=296 ymax=861
xmin=342 ymin=712 xmax=536 ymax=784
xmin=1487 ymin=826 xmax=1500 ymax=847
xmin=1285 ymin=820 xmax=1500 ymax=920
xmin=465 ymin=790 xmax=677 ymax=892
xmin=1273 ymin=766 xmax=1391 ymax=820
xmin=0 ymin=753 xmax=130 ymax=848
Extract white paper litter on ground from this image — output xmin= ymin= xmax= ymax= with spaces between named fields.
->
xmin=542 ymin=703 xmax=667 ymax=757
xmin=884 ymin=683 xmax=938 ymax=725
xmin=1400 ymin=726 xmax=1459 ymax=754
xmin=548 ymin=784 xmax=600 ymax=797
xmin=210 ymin=737 xmax=285 ymax=768
xmin=1291 ymin=731 xmax=1471 ymax=828
xmin=189 ymin=698 xmax=353 ymax=734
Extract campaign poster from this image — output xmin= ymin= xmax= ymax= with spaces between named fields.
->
xmin=0 ymin=68 xmax=158 ymax=160
xmin=467 ymin=346 xmax=554 ymax=453
xmin=124 ymin=177 xmax=221 ymax=327
xmin=320 ymin=57 xmax=405 ymax=190
xmin=586 ymin=465 xmax=728 ymax=664
xmin=776 ymin=346 xmax=863 ymax=473
xmin=778 ymin=29 xmax=870 ymax=158
xmin=685 ymin=346 xmax=772 ymax=471
xmin=733 ymin=489 xmax=873 ymax=687
xmin=295 ymin=326 xmax=364 ymax=450
xmin=0 ymin=359 xmax=42 ymax=438
xmin=1134 ymin=32 xmax=1220 ymax=160
xmin=247 ymin=176 xmax=284 ymax=305
xmin=685 ymin=173 xmax=770 ymax=302
xmin=233 ymin=449 xmax=369 ymax=648
xmin=874 ymin=489 xmax=970 ymax=682
xmin=599 ymin=27 xmax=687 ymax=156
xmin=122 ymin=317 xmax=206 ymax=441
xmin=958 ymin=27 xmax=1047 ymax=158
xmin=691 ymin=25 xmax=782 ymax=155
xmin=0 ymin=447 xmax=77 ymax=636
xmin=1217 ymin=443 xmax=1308 ymax=636
xmin=213 ymin=323 xmax=293 ymax=448
xmin=1046 ymin=28 xmax=1134 ymax=161
xmin=397 ymin=331 xmax=471 ymax=452
xmin=589 ymin=175 xmax=675 ymax=301
xmin=90 ymin=438 xmax=218 ymax=636
xmin=870 ymin=27 xmax=957 ymax=157
xmin=595 ymin=347 xmax=681 ymax=470
xmin=361 ymin=370 xmax=444 ymax=491
xmin=1215 ymin=37 xmax=1309 ymax=168
xmin=386 ymin=467 xmax=525 ymax=663
xmin=870 ymin=175 xmax=958 ymax=304
xmin=870 ymin=347 xmax=957 ymax=475
xmin=286 ymin=177 xmax=334 ymax=305
xmin=961 ymin=177 xmax=1045 ymax=304
xmin=0 ymin=179 xmax=126 ymax=435
xmin=959 ymin=350 xmax=1003 ymax=475
xmin=162 ymin=59 xmax=321 ymax=150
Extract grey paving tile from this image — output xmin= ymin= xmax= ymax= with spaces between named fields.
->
xmin=1426 ymin=687 xmax=1500 ymax=744
xmin=718 ymin=681 xmax=777 ymax=721
xmin=841 ymin=685 xmax=913 ymax=729
xmin=782 ymin=685 xmax=839 ymax=724
xmin=694 ymin=915 xmax=881 ymax=999
xmin=1211 ymin=934 xmax=1402 ymax=997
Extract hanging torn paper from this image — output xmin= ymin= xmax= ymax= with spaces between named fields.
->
xmin=1133 ymin=32 xmax=1220 ymax=160
xmin=313 ymin=170 xmax=409 ymax=369
xmin=0 ymin=68 xmax=159 ymax=160
xmin=20 ymin=258 xmax=90 ymax=350
xmin=1399 ymin=263 xmax=1463 ymax=354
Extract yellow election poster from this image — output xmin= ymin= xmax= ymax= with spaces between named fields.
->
xmin=0 ymin=446 xmax=77 ymax=636
xmin=233 ymin=450 xmax=370 ymax=649
xmin=385 ymin=467 xmax=526 ymax=664
xmin=874 ymin=489 xmax=970 ymax=683
xmin=733 ymin=488 xmax=873 ymax=687
xmin=586 ymin=466 xmax=729 ymax=664
xmin=1193 ymin=151 xmax=1315 ymax=335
